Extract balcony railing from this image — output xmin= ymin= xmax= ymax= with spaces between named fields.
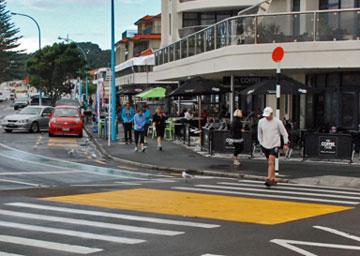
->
xmin=155 ymin=8 xmax=360 ymax=66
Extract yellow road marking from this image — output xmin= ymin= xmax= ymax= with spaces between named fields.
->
xmin=48 ymin=143 xmax=78 ymax=148
xmin=48 ymin=138 xmax=78 ymax=144
xmin=45 ymin=189 xmax=353 ymax=225
xmin=95 ymin=160 xmax=107 ymax=165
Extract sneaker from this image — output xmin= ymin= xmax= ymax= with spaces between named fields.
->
xmin=141 ymin=147 xmax=146 ymax=152
xmin=233 ymin=160 xmax=240 ymax=166
xmin=134 ymin=147 xmax=138 ymax=152
xmin=264 ymin=179 xmax=272 ymax=188
xmin=158 ymin=145 xmax=162 ymax=151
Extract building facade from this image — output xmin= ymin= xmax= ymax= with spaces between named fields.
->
xmin=154 ymin=0 xmax=360 ymax=130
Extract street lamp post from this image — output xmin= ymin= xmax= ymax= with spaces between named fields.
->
xmin=58 ymin=36 xmax=89 ymax=107
xmin=110 ymin=0 xmax=117 ymax=142
xmin=11 ymin=12 xmax=42 ymax=105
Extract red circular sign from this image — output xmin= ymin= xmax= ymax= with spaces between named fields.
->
xmin=272 ymin=47 xmax=285 ymax=62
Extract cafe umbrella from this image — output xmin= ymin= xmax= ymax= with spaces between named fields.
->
xmin=168 ymin=78 xmax=229 ymax=97
xmin=239 ymin=76 xmax=315 ymax=96
xmin=136 ymin=87 xmax=166 ymax=99
xmin=118 ymin=87 xmax=144 ymax=96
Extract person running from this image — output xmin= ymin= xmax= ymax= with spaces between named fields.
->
xmin=258 ymin=107 xmax=289 ymax=187
xmin=121 ymin=102 xmax=135 ymax=144
xmin=143 ymin=103 xmax=151 ymax=144
xmin=133 ymin=108 xmax=147 ymax=152
xmin=152 ymin=106 xmax=167 ymax=151
xmin=230 ymin=109 xmax=244 ymax=166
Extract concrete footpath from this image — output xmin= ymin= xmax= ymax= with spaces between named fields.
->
xmin=85 ymin=126 xmax=360 ymax=188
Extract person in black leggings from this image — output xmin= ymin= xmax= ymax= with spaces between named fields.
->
xmin=152 ymin=107 xmax=167 ymax=151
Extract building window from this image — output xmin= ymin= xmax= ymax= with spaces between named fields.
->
xmin=169 ymin=14 xmax=172 ymax=35
xmin=182 ymin=11 xmax=239 ymax=28
xmin=320 ymin=0 xmax=358 ymax=9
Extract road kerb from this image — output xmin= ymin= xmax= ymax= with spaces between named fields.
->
xmin=84 ymin=127 xmax=289 ymax=183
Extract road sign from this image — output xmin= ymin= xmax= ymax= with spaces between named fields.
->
xmin=272 ymin=47 xmax=285 ymax=63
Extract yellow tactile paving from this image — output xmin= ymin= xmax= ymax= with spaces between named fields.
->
xmin=48 ymin=138 xmax=79 ymax=148
xmin=45 ymin=189 xmax=353 ymax=225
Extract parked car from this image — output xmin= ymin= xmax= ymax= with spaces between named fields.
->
xmin=1 ymin=106 xmax=54 ymax=133
xmin=13 ymin=97 xmax=29 ymax=110
xmin=55 ymin=98 xmax=80 ymax=108
xmin=0 ymin=92 xmax=6 ymax=102
xmin=30 ymin=95 xmax=52 ymax=106
xmin=48 ymin=105 xmax=84 ymax=137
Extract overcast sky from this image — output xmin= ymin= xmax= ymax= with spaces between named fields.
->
xmin=6 ymin=0 xmax=161 ymax=53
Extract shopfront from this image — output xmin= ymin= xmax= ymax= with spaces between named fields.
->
xmin=306 ymin=72 xmax=360 ymax=131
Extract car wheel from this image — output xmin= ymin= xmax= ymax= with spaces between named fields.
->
xmin=48 ymin=132 xmax=53 ymax=137
xmin=4 ymin=129 xmax=12 ymax=133
xmin=14 ymin=107 xmax=18 ymax=111
xmin=78 ymin=131 xmax=83 ymax=138
xmin=30 ymin=122 xmax=40 ymax=133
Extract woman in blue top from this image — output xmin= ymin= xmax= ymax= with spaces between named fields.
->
xmin=142 ymin=103 xmax=151 ymax=144
xmin=133 ymin=107 xmax=147 ymax=152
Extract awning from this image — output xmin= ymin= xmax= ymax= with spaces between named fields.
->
xmin=118 ymin=87 xmax=144 ymax=96
xmin=168 ymin=78 xmax=229 ymax=97
xmin=239 ymin=76 xmax=315 ymax=95
xmin=115 ymin=54 xmax=155 ymax=72
xmin=136 ymin=87 xmax=166 ymax=99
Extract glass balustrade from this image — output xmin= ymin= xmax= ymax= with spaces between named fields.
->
xmin=155 ymin=9 xmax=360 ymax=66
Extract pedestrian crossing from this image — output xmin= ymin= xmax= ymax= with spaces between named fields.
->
xmin=172 ymin=179 xmax=360 ymax=206
xmin=0 ymin=200 xmax=221 ymax=255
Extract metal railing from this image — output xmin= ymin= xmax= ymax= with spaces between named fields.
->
xmin=155 ymin=8 xmax=360 ymax=66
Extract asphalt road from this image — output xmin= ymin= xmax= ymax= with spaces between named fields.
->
xmin=0 ymin=100 xmax=360 ymax=256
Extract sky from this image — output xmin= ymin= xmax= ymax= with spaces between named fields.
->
xmin=6 ymin=0 xmax=161 ymax=53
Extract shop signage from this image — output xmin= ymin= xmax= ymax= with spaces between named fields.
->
xmin=319 ymin=136 xmax=337 ymax=155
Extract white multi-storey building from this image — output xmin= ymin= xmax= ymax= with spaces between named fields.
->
xmin=154 ymin=0 xmax=360 ymax=130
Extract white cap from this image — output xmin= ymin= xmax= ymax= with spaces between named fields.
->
xmin=263 ymin=107 xmax=273 ymax=117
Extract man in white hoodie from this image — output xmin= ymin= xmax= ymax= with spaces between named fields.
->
xmin=258 ymin=107 xmax=289 ymax=187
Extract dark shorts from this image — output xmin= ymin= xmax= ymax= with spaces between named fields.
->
xmin=156 ymin=127 xmax=165 ymax=138
xmin=261 ymin=146 xmax=279 ymax=159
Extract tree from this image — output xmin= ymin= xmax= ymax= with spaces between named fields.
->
xmin=0 ymin=0 xmax=23 ymax=81
xmin=27 ymin=43 xmax=86 ymax=105
xmin=78 ymin=42 xmax=110 ymax=68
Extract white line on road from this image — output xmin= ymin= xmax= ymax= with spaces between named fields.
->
xmin=0 ymin=178 xmax=42 ymax=187
xmin=0 ymin=209 xmax=184 ymax=236
xmin=271 ymin=239 xmax=360 ymax=256
xmin=239 ymin=179 xmax=360 ymax=192
xmin=172 ymin=187 xmax=359 ymax=205
xmin=219 ymin=182 xmax=360 ymax=196
xmin=0 ymin=234 xmax=102 ymax=255
xmin=7 ymin=202 xmax=220 ymax=229
xmin=0 ymin=220 xmax=145 ymax=244
xmin=201 ymin=254 xmax=226 ymax=256
xmin=0 ymin=171 xmax=85 ymax=176
xmin=313 ymin=226 xmax=360 ymax=242
xmin=196 ymin=184 xmax=360 ymax=200
xmin=0 ymin=143 xmax=171 ymax=179
xmin=0 ymin=252 xmax=25 ymax=256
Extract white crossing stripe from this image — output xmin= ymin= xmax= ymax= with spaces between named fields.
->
xmin=239 ymin=179 xmax=360 ymax=192
xmin=196 ymin=184 xmax=360 ymax=200
xmin=0 ymin=235 xmax=102 ymax=254
xmin=0 ymin=220 xmax=145 ymax=244
xmin=172 ymin=187 xmax=359 ymax=205
xmin=0 ymin=252 xmax=25 ymax=256
xmin=219 ymin=182 xmax=360 ymax=196
xmin=7 ymin=202 xmax=220 ymax=229
xmin=201 ymin=254 xmax=225 ymax=256
xmin=0 ymin=209 xmax=184 ymax=236
xmin=313 ymin=226 xmax=360 ymax=242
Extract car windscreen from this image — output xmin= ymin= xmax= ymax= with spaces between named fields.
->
xmin=53 ymin=108 xmax=79 ymax=117
xmin=19 ymin=107 xmax=42 ymax=115
xmin=15 ymin=97 xmax=28 ymax=103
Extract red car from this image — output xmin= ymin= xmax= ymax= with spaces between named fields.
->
xmin=48 ymin=105 xmax=84 ymax=137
